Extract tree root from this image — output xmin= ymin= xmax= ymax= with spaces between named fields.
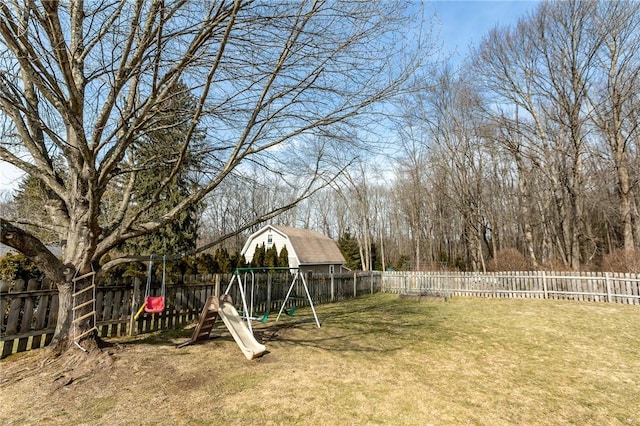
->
xmin=1 ymin=343 xmax=116 ymax=390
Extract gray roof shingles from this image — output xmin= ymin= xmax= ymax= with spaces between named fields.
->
xmin=272 ymin=225 xmax=345 ymax=265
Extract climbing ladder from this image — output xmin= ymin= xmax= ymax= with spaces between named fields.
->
xmin=72 ymin=270 xmax=97 ymax=351
xmin=176 ymin=296 xmax=220 ymax=348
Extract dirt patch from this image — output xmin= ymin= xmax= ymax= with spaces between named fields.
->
xmin=1 ymin=344 xmax=114 ymax=389
xmin=255 ymin=322 xmax=298 ymax=342
xmin=0 ymin=319 xmax=314 ymax=424
xmin=399 ymin=294 xmax=448 ymax=302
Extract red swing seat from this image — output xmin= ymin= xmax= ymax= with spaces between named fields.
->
xmin=144 ymin=296 xmax=165 ymax=313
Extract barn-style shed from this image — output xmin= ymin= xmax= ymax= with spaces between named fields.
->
xmin=241 ymin=225 xmax=345 ymax=274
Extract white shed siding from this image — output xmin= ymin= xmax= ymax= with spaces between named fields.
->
xmin=242 ymin=226 xmax=300 ymax=268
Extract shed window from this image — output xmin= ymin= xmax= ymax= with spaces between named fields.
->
xmin=267 ymin=233 xmax=273 ymax=247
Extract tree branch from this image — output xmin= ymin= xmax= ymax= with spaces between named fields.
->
xmin=0 ymin=218 xmax=68 ymax=282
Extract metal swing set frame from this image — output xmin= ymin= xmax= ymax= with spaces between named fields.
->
xmin=223 ymin=267 xmax=321 ymax=332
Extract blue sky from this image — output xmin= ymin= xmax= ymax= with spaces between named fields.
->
xmin=0 ymin=1 xmax=540 ymax=194
xmin=0 ymin=160 xmax=23 ymax=193
xmin=426 ymin=0 xmax=541 ymax=63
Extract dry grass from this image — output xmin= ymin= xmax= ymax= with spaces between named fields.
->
xmin=1 ymin=294 xmax=639 ymax=425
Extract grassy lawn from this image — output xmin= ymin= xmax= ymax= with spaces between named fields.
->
xmin=1 ymin=293 xmax=639 ymax=425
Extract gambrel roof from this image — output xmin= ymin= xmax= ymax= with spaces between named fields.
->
xmin=271 ymin=225 xmax=345 ymax=265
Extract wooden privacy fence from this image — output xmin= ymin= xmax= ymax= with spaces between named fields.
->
xmin=0 ymin=278 xmax=58 ymax=359
xmin=1 ymin=271 xmax=381 ymax=359
xmin=0 ymin=277 xmax=218 ymax=359
xmin=382 ymin=270 xmax=640 ymax=305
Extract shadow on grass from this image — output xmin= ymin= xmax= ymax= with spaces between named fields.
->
xmin=109 ymin=322 xmax=236 ymax=349
xmin=109 ymin=294 xmax=453 ymax=355
xmin=252 ymin=294 xmax=454 ymax=354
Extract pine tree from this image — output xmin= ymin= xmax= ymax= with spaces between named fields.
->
xmin=338 ymin=232 xmax=362 ymax=270
xmin=215 ymin=248 xmax=232 ymax=273
xmin=265 ymin=245 xmax=279 ymax=268
xmin=230 ymin=251 xmax=246 ymax=272
xmin=13 ymin=175 xmax=61 ymax=245
xmin=196 ymin=253 xmax=219 ymax=274
xmin=278 ymin=246 xmax=289 ymax=267
xmin=251 ymin=243 xmax=266 ymax=267
xmin=121 ymin=81 xmax=204 ymax=257
xmin=371 ymin=242 xmax=382 ymax=271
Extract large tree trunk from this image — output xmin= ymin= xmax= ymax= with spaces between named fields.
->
xmin=51 ymin=282 xmax=78 ymax=351
xmin=515 ymin=156 xmax=538 ymax=269
xmin=50 ymin=275 xmax=100 ymax=353
xmin=614 ymin=145 xmax=635 ymax=252
xmin=1 ymin=219 xmax=100 ymax=354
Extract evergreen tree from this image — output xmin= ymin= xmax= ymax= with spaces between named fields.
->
xmin=265 ymin=245 xmax=279 ymax=268
xmin=215 ymin=248 xmax=232 ymax=273
xmin=251 ymin=243 xmax=266 ymax=268
xmin=278 ymin=246 xmax=289 ymax=267
xmin=120 ymin=81 xmax=205 ymax=257
xmin=196 ymin=253 xmax=219 ymax=274
xmin=371 ymin=242 xmax=382 ymax=271
xmin=230 ymin=251 xmax=246 ymax=272
xmin=338 ymin=232 xmax=362 ymax=270
xmin=13 ymin=175 xmax=61 ymax=245
xmin=395 ymin=255 xmax=409 ymax=271
xmin=0 ymin=252 xmax=43 ymax=282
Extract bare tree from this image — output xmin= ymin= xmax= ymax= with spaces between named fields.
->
xmin=0 ymin=1 xmax=430 ymax=354
xmin=476 ymin=0 xmax=602 ymax=269
xmin=490 ymin=112 xmax=540 ymax=268
xmin=588 ymin=0 xmax=640 ymax=252
xmin=394 ymin=104 xmax=431 ymax=270
xmin=422 ymin=69 xmax=490 ymax=271
xmin=331 ymin=159 xmax=375 ymax=270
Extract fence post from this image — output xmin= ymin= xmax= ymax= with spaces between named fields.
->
xmin=492 ymin=273 xmax=496 ymax=298
xmin=267 ymin=274 xmax=272 ymax=311
xmin=214 ymin=274 xmax=220 ymax=298
xmin=129 ymin=277 xmax=140 ymax=336
xmin=605 ymin=272 xmax=611 ymax=303
xmin=542 ymin=271 xmax=547 ymax=299
xmin=625 ymin=272 xmax=631 ymax=304
xmin=330 ymin=272 xmax=335 ymax=302
xmin=353 ymin=272 xmax=357 ymax=298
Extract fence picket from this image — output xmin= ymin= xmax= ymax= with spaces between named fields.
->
xmin=613 ymin=273 xmax=624 ymax=303
xmin=509 ymin=273 xmax=514 ymax=299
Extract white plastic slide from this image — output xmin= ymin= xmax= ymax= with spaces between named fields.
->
xmin=218 ymin=300 xmax=267 ymax=360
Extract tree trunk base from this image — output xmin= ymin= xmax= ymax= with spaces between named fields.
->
xmin=50 ymin=346 xmax=115 ymax=390
xmin=1 ymin=339 xmax=116 ymax=390
xmin=49 ymin=327 xmax=111 ymax=353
